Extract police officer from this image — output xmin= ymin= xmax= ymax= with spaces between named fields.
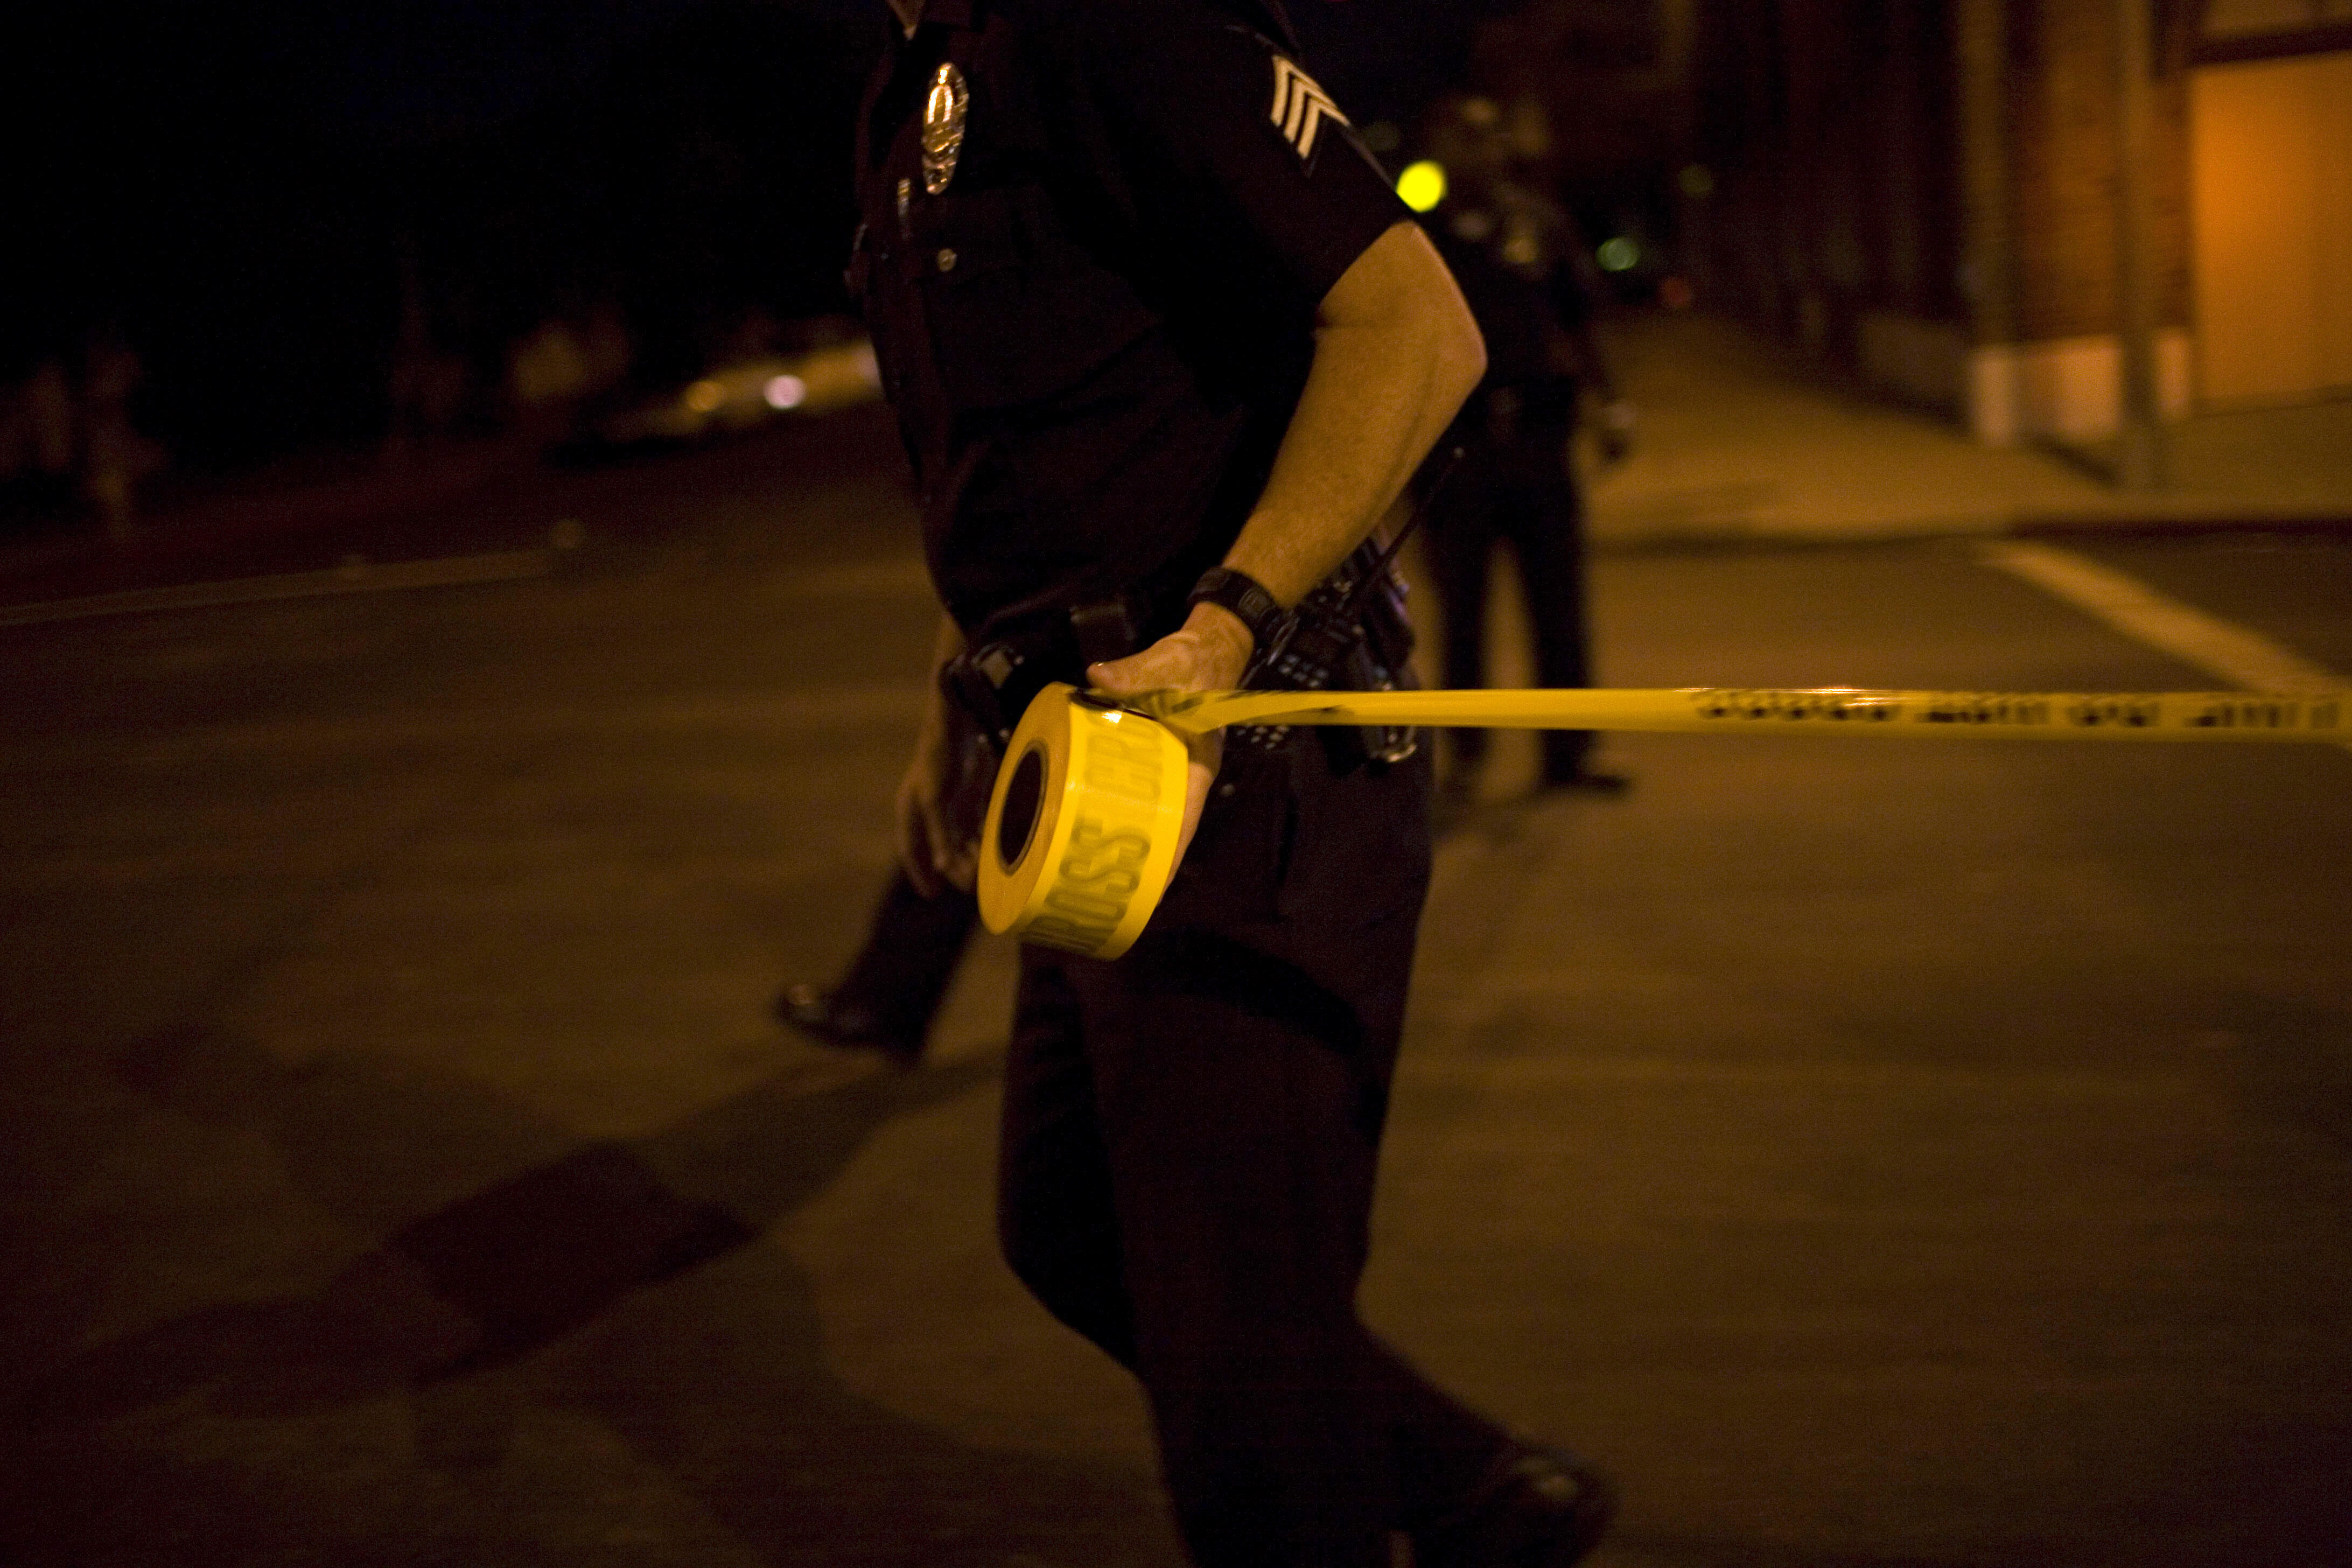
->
xmin=851 ymin=2 xmax=1615 ymax=1563
xmin=1416 ymin=95 xmax=1634 ymax=803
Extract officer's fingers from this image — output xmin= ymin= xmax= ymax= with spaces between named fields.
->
xmin=1168 ymin=729 xmax=1223 ymax=873
xmin=1087 ymin=631 xmax=1206 ymax=697
xmin=913 ymin=768 xmax=979 ymax=891
xmin=938 ymin=836 xmax=978 ymax=894
xmin=899 ymin=821 xmax=944 ymax=899
xmin=1084 ymin=650 xmax=1171 ymax=696
xmin=920 ymin=789 xmax=972 ymax=889
xmin=895 ymin=774 xmax=946 ymax=899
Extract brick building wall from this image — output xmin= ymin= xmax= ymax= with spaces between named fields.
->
xmin=1690 ymin=0 xmax=1963 ymax=354
xmin=2007 ymin=0 xmax=2194 ymax=343
xmin=1690 ymin=0 xmax=2207 ymax=443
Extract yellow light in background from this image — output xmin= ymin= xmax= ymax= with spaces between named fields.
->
xmin=1397 ymin=160 xmax=1447 ymax=214
xmin=1597 ymin=237 xmax=1641 ymax=272
xmin=684 ymin=379 xmax=725 ymax=414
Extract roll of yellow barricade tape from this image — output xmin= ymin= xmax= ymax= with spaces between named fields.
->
xmin=978 ymin=682 xmax=1192 ymax=960
xmin=977 ymin=681 xmax=2347 ymax=960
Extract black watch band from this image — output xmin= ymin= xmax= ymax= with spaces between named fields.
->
xmin=1187 ymin=566 xmax=1287 ymax=655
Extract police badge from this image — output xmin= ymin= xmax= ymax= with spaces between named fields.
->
xmin=922 ymin=64 xmax=969 ymax=195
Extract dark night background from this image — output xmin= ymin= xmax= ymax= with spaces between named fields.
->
xmin=12 ymin=0 xmax=877 ymax=473
xmin=5 ymin=6 xmax=2349 ymax=1565
xmin=6 ymin=0 xmax=1511 ymax=488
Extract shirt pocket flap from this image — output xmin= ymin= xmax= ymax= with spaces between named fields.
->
xmin=918 ymin=186 xmax=1023 ymax=278
xmin=920 ymin=187 xmax=1159 ymax=409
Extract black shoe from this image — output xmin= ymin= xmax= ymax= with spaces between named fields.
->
xmin=775 ymin=983 xmax=925 ymax=1066
xmin=1412 ymin=1442 xmax=1618 ymax=1568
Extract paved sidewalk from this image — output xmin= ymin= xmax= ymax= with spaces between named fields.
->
xmin=1585 ymin=311 xmax=2352 ymax=547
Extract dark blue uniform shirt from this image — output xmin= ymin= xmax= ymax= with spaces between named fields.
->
xmin=850 ymin=0 xmax=1408 ymax=645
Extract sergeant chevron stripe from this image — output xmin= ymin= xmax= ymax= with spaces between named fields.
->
xmin=1269 ymin=57 xmax=1346 ymax=161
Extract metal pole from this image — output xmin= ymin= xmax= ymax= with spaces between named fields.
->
xmin=1958 ymin=0 xmax=2015 ymax=443
xmin=2113 ymin=0 xmax=2164 ymax=488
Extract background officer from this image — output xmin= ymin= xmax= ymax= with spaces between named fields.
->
xmin=1416 ymin=93 xmax=1635 ymax=804
xmin=853 ymin=2 xmax=1615 ymax=1564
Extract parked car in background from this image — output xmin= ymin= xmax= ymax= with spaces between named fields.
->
xmin=579 ymin=319 xmax=883 ymax=452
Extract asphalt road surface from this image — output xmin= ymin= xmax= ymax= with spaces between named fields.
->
xmin=3 ymin=409 xmax=2347 ymax=1568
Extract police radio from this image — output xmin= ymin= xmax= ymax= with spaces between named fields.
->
xmin=1222 ymin=444 xmax=1462 ymax=768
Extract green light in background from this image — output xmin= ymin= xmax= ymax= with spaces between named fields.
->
xmin=1397 ymin=160 xmax=1447 ymax=214
xmin=1597 ymin=237 xmax=1641 ymax=272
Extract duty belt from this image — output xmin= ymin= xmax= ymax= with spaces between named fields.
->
xmin=947 ymin=449 xmax=1462 ymax=768
xmin=941 ymin=538 xmax=1422 ymax=774
xmin=941 ymin=590 xmax=1155 ymax=755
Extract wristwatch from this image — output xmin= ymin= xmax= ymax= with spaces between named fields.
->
xmin=1187 ymin=566 xmax=1289 ymax=655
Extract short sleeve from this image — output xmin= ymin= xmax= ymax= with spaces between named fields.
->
xmin=1065 ymin=0 xmax=1409 ymax=305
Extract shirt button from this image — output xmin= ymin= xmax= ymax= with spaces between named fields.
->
xmin=936 ymin=247 xmax=958 ymax=272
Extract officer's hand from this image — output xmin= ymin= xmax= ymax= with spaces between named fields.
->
xmin=895 ymin=730 xmax=975 ymax=897
xmin=1086 ymin=602 xmax=1254 ymax=874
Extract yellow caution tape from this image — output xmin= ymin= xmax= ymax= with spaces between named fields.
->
xmin=1129 ymin=684 xmax=2349 ymax=740
xmin=981 ymin=682 xmax=2348 ymax=959
xmin=978 ymin=683 xmax=1192 ymax=961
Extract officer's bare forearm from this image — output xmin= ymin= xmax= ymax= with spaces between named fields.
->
xmin=1218 ymin=221 xmax=1484 ymax=616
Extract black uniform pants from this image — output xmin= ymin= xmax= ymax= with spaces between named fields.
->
xmin=1424 ymin=391 xmax=1594 ymax=781
xmin=998 ymin=740 xmax=1508 ymax=1566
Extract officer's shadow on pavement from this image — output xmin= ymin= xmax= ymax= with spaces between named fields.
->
xmin=14 ymin=1024 xmax=1180 ymax=1567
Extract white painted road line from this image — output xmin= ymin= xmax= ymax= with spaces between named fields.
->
xmin=1982 ymin=540 xmax=2349 ymax=756
xmin=1981 ymin=541 xmax=2344 ymax=692
xmin=0 ymin=549 xmax=555 ymax=628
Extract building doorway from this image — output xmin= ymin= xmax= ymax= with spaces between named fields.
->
xmin=2189 ymin=48 xmax=2352 ymax=406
